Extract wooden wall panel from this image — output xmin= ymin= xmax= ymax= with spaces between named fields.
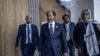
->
xmin=0 ymin=0 xmax=28 ymax=56
xmin=0 ymin=0 xmax=65 ymax=56
xmin=39 ymin=0 xmax=66 ymax=23
xmin=0 ymin=25 xmax=4 ymax=56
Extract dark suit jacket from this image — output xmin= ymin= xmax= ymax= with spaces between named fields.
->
xmin=62 ymin=22 xmax=75 ymax=45
xmin=15 ymin=24 xmax=40 ymax=50
xmin=73 ymin=22 xmax=100 ymax=55
xmin=40 ymin=22 xmax=68 ymax=56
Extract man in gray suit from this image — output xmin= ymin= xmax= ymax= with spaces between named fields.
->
xmin=62 ymin=14 xmax=75 ymax=56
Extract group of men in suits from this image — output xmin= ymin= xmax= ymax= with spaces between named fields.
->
xmin=15 ymin=9 xmax=100 ymax=56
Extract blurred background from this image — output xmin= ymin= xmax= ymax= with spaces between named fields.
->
xmin=0 ymin=0 xmax=100 ymax=56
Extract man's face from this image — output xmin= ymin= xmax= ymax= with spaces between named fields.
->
xmin=46 ymin=12 xmax=55 ymax=22
xmin=82 ymin=11 xmax=90 ymax=21
xmin=63 ymin=16 xmax=70 ymax=23
xmin=26 ymin=16 xmax=32 ymax=24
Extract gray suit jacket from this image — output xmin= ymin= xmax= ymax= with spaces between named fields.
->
xmin=62 ymin=22 xmax=75 ymax=45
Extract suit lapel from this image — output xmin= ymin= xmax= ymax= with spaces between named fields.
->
xmin=52 ymin=22 xmax=59 ymax=38
xmin=63 ymin=23 xmax=66 ymax=33
xmin=45 ymin=23 xmax=51 ymax=37
xmin=23 ymin=24 xmax=26 ymax=37
xmin=69 ymin=23 xmax=71 ymax=35
xmin=69 ymin=23 xmax=73 ymax=39
xmin=82 ymin=22 xmax=86 ymax=33
xmin=31 ymin=24 xmax=33 ymax=35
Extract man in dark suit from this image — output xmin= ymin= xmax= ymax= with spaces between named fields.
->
xmin=73 ymin=9 xmax=100 ymax=56
xmin=40 ymin=10 xmax=68 ymax=56
xmin=15 ymin=15 xmax=40 ymax=56
xmin=62 ymin=14 xmax=75 ymax=56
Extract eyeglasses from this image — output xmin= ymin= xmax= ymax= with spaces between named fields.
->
xmin=82 ymin=13 xmax=89 ymax=15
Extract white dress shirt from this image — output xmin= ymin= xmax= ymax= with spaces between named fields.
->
xmin=65 ymin=22 xmax=70 ymax=41
xmin=26 ymin=23 xmax=32 ymax=44
xmin=48 ymin=21 xmax=55 ymax=33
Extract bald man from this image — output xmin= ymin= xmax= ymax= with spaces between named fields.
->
xmin=40 ymin=10 xmax=68 ymax=56
xmin=15 ymin=15 xmax=40 ymax=56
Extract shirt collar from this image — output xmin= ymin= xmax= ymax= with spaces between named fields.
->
xmin=65 ymin=22 xmax=70 ymax=25
xmin=49 ymin=21 xmax=55 ymax=25
xmin=26 ymin=23 xmax=31 ymax=26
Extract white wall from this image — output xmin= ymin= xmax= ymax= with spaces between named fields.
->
xmin=71 ymin=0 xmax=94 ymax=23
xmin=94 ymin=0 xmax=100 ymax=23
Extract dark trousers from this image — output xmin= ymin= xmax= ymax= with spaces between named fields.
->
xmin=78 ymin=44 xmax=100 ymax=56
xmin=21 ymin=44 xmax=34 ymax=56
xmin=41 ymin=47 xmax=62 ymax=56
xmin=78 ymin=53 xmax=100 ymax=56
xmin=47 ymin=48 xmax=55 ymax=56
xmin=67 ymin=40 xmax=75 ymax=56
xmin=78 ymin=43 xmax=88 ymax=56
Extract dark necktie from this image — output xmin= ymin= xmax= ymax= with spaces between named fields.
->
xmin=27 ymin=24 xmax=30 ymax=43
xmin=50 ymin=24 xmax=53 ymax=37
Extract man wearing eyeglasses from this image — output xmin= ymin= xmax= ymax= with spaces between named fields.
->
xmin=73 ymin=9 xmax=100 ymax=56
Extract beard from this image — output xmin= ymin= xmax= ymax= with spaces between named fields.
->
xmin=64 ymin=21 xmax=69 ymax=23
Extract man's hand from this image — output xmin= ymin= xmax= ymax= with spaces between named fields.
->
xmin=63 ymin=53 xmax=68 ymax=56
xmin=39 ymin=52 xmax=41 ymax=56
xmin=15 ymin=47 xmax=19 ymax=52
xmin=15 ymin=47 xmax=19 ymax=56
xmin=78 ymin=47 xmax=81 ymax=54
